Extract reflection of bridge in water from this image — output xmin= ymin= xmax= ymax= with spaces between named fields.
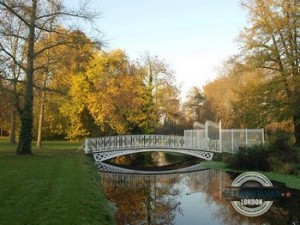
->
xmin=100 ymin=169 xmax=229 ymax=191
xmin=96 ymin=161 xmax=204 ymax=174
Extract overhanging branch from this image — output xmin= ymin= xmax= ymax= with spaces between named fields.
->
xmin=0 ymin=43 xmax=26 ymax=72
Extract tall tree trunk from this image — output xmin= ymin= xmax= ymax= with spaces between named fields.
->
xmin=36 ymin=0 xmax=55 ymax=149
xmin=17 ymin=0 xmax=37 ymax=154
xmin=9 ymin=109 xmax=16 ymax=144
xmin=10 ymin=79 xmax=18 ymax=145
xmin=36 ymin=90 xmax=45 ymax=149
xmin=294 ymin=113 xmax=300 ymax=146
xmin=17 ymin=78 xmax=34 ymax=154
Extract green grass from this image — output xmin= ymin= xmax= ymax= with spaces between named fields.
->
xmin=0 ymin=140 xmax=82 ymax=152
xmin=201 ymin=160 xmax=300 ymax=190
xmin=0 ymin=140 xmax=115 ymax=225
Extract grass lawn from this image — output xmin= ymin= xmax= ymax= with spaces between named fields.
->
xmin=201 ymin=160 xmax=300 ymax=190
xmin=0 ymin=140 xmax=115 ymax=225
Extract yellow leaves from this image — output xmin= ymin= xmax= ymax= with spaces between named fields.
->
xmin=237 ymin=0 xmax=300 ymax=131
xmin=84 ymin=49 xmax=145 ymax=133
xmin=203 ymin=64 xmax=267 ymax=127
xmin=36 ymin=46 xmax=182 ymax=137
xmin=69 ymin=74 xmax=89 ymax=105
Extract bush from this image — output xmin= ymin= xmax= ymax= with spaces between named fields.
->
xmin=229 ymin=145 xmax=270 ymax=171
xmin=227 ymin=133 xmax=299 ymax=174
xmin=269 ymin=133 xmax=299 ymax=163
xmin=266 ymin=133 xmax=299 ymax=174
xmin=267 ymin=156 xmax=283 ymax=172
xmin=213 ymin=152 xmax=230 ymax=163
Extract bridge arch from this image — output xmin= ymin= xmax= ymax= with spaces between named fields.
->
xmin=93 ymin=148 xmax=214 ymax=162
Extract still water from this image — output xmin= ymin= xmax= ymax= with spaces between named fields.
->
xmin=99 ymin=153 xmax=300 ymax=225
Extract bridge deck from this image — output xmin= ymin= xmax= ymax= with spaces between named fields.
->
xmin=85 ymin=135 xmax=221 ymax=162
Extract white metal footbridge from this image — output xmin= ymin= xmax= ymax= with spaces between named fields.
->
xmin=85 ymin=135 xmax=220 ymax=162
xmin=85 ymin=121 xmax=265 ymax=163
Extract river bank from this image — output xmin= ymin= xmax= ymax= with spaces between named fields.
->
xmin=201 ymin=160 xmax=300 ymax=190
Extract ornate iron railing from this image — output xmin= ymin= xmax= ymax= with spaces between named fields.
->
xmin=85 ymin=134 xmax=221 ymax=154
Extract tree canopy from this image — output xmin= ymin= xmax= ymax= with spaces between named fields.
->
xmin=1 ymin=0 xmax=300 ymax=148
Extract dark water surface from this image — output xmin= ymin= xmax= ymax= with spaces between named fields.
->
xmin=99 ymin=153 xmax=300 ymax=225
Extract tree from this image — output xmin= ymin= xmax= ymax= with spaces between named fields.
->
xmin=231 ymin=68 xmax=272 ymax=128
xmin=183 ymin=86 xmax=205 ymax=124
xmin=140 ymin=54 xmax=181 ymax=132
xmin=0 ymin=2 xmax=26 ymax=144
xmin=34 ymin=29 xmax=97 ymax=145
xmin=239 ymin=0 xmax=300 ymax=144
xmin=0 ymin=79 xmax=13 ymax=137
xmin=86 ymin=50 xmax=150 ymax=135
xmin=0 ymin=0 xmax=99 ymax=154
xmin=203 ymin=71 xmax=237 ymax=128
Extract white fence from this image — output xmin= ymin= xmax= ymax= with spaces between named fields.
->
xmin=184 ymin=120 xmax=264 ymax=153
xmin=221 ymin=129 xmax=264 ymax=153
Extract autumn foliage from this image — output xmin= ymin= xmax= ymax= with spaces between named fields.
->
xmin=1 ymin=0 xmax=300 ymax=149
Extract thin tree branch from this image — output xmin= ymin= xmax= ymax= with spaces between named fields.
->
xmin=0 ymin=1 xmax=30 ymax=27
xmin=0 ymin=44 xmax=26 ymax=72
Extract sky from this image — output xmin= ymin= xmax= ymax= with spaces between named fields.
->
xmin=66 ymin=0 xmax=248 ymax=98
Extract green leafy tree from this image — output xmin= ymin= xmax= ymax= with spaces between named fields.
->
xmin=183 ymin=86 xmax=205 ymax=125
xmin=239 ymin=0 xmax=300 ymax=144
xmin=140 ymin=54 xmax=181 ymax=132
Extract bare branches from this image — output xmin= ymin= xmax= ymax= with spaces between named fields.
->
xmin=0 ymin=0 xmax=102 ymax=153
xmin=0 ymin=43 xmax=26 ymax=72
xmin=0 ymin=1 xmax=30 ymax=27
xmin=0 ymin=0 xmax=101 ymax=81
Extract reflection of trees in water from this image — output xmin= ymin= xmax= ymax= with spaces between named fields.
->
xmin=264 ymin=194 xmax=300 ymax=225
xmin=203 ymin=171 xmax=300 ymax=225
xmin=101 ymin=173 xmax=182 ymax=225
xmin=100 ymin=171 xmax=300 ymax=225
xmin=109 ymin=152 xmax=198 ymax=168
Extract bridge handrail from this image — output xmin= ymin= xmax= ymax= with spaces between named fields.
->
xmin=85 ymin=134 xmax=221 ymax=154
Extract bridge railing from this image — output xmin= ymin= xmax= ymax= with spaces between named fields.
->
xmin=85 ymin=135 xmax=220 ymax=154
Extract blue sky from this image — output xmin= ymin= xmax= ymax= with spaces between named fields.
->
xmin=66 ymin=0 xmax=247 ymax=98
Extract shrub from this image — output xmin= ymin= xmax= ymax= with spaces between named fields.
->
xmin=226 ymin=131 xmax=300 ymax=174
xmin=213 ymin=152 xmax=230 ymax=163
xmin=227 ymin=134 xmax=299 ymax=174
xmin=269 ymin=134 xmax=299 ymax=163
xmin=267 ymin=156 xmax=283 ymax=172
xmin=229 ymin=145 xmax=270 ymax=171
xmin=266 ymin=133 xmax=299 ymax=174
